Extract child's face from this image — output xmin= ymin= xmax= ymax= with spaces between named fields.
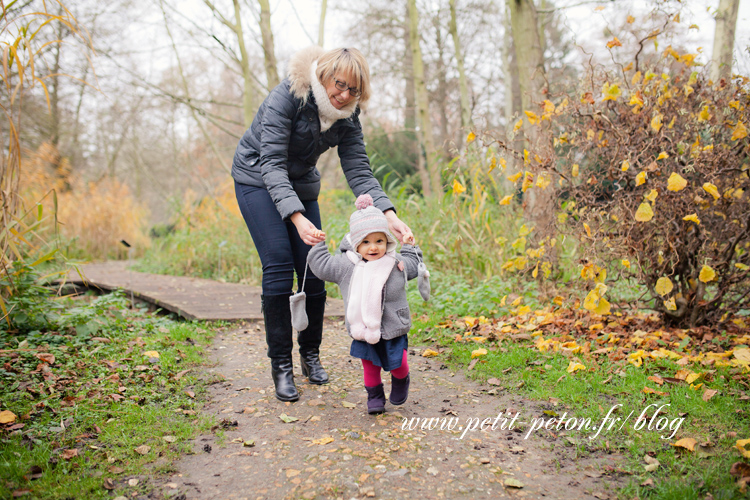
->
xmin=357 ymin=232 xmax=388 ymax=261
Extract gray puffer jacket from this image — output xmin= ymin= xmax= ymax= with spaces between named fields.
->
xmin=307 ymin=237 xmax=422 ymax=341
xmin=231 ymin=46 xmax=394 ymax=220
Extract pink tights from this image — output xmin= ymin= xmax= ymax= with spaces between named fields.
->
xmin=362 ymin=349 xmax=409 ymax=387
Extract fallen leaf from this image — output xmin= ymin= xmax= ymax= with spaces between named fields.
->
xmin=184 ymin=390 xmax=195 ymax=398
xmin=647 ymin=375 xmax=664 ymax=386
xmin=635 ymin=202 xmax=654 ymax=222
xmin=421 ymin=349 xmax=439 ymax=358
xmin=504 ymin=478 xmax=525 ymax=488
xmin=699 ymin=265 xmax=716 ymax=283
xmin=35 ymin=353 xmax=55 ymax=365
xmin=736 ymin=439 xmax=750 ymax=459
xmin=487 ymin=378 xmax=502 ymax=386
xmin=61 ymin=449 xmax=79 ymax=460
xmin=730 ymin=461 xmax=750 ymax=478
xmin=471 ymin=348 xmax=488 ymax=359
xmin=642 ymin=386 xmax=668 ymax=397
xmin=102 ymin=478 xmax=115 ymax=490
xmin=644 ymin=454 xmax=660 ymax=472
xmin=567 ymin=361 xmax=586 ymax=373
xmin=673 ymin=437 xmax=697 ymax=451
xmin=134 ymin=445 xmax=151 ymax=455
xmin=312 ymin=436 xmax=334 ymax=445
xmin=0 ymin=410 xmax=17 ymax=424
xmin=279 ymin=413 xmax=299 ymax=423
xmin=143 ymin=351 xmax=159 ymax=358
xmin=162 ymin=435 xmax=177 ymax=443
xmin=702 ymin=389 xmax=718 ymax=401
xmin=341 ymin=401 xmax=357 ymax=409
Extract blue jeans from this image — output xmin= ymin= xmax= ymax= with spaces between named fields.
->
xmin=234 ymin=182 xmax=326 ymax=298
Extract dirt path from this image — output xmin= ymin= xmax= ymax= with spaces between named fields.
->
xmin=164 ymin=320 xmax=626 ymax=500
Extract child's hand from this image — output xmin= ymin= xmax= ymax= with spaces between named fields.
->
xmin=397 ymin=261 xmax=405 ymax=271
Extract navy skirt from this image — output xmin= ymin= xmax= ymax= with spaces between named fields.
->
xmin=350 ymin=335 xmax=408 ymax=371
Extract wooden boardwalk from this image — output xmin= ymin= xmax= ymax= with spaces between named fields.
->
xmin=64 ymin=262 xmax=345 ymax=321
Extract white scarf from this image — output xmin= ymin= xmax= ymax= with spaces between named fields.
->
xmin=310 ymin=62 xmax=358 ymax=132
xmin=346 ymin=250 xmax=395 ymax=344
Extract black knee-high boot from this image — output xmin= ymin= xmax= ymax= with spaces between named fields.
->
xmin=297 ymin=293 xmax=329 ymax=385
xmin=262 ymin=294 xmax=299 ymax=402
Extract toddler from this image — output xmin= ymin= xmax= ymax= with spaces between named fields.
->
xmin=307 ymin=194 xmax=424 ymax=414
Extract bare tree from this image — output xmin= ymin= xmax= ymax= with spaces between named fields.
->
xmin=710 ymin=0 xmax=740 ymax=81
xmin=408 ymin=0 xmax=440 ymax=196
xmin=449 ymin=0 xmax=472 ymax=131
xmin=258 ymin=0 xmax=279 ymax=89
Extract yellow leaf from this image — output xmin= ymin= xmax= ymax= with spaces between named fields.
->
xmin=489 ymin=156 xmax=497 ymax=173
xmin=627 ymin=15 xmax=635 ymax=23
xmin=466 ymin=131 xmax=476 ymax=143
xmin=698 ymin=106 xmax=711 ymax=122
xmin=699 ymin=265 xmax=716 ymax=283
xmin=595 ymin=297 xmax=611 ymax=315
xmin=543 ymin=99 xmax=555 ymax=114
xmin=143 ymin=351 xmax=160 ymax=358
xmin=602 ymin=82 xmax=621 ymax=101
xmin=508 ymin=171 xmax=523 ymax=183
xmin=655 ymin=277 xmax=673 ymax=296
xmin=651 ymin=115 xmax=663 ymax=132
xmin=567 ymin=361 xmax=586 ymax=373
xmin=553 ymin=296 xmax=564 ymax=306
xmin=452 ymin=179 xmax=466 ymax=194
xmin=645 ymin=189 xmax=658 ymax=202
xmin=511 ymin=296 xmax=522 ymax=307
xmin=736 ymin=439 xmax=750 ymax=459
xmin=499 ymin=295 xmax=507 ymax=306
xmin=635 ymin=202 xmax=654 ymax=222
xmin=632 ymin=71 xmax=642 ymax=85
xmin=0 ymin=410 xmax=17 ymax=424
xmin=657 ymin=152 xmax=669 ymax=161
xmin=667 ymin=173 xmax=687 ymax=191
xmin=621 ymin=160 xmax=630 ymax=172
xmin=683 ymin=213 xmax=700 ymax=224
xmin=312 ymin=436 xmax=335 ymax=445
xmin=422 ymin=349 xmax=439 ymax=358
xmin=499 ymin=195 xmax=513 ymax=206
xmin=731 ymin=121 xmax=748 ymax=141
xmin=735 ymin=263 xmax=750 ymax=271
xmin=571 ymin=164 xmax=580 ymax=178
xmin=584 ymin=223 xmax=592 ymax=238
xmin=703 ymin=183 xmax=720 ymax=200
xmin=536 ymin=173 xmax=551 ymax=190
xmin=685 ymin=372 xmax=701 ymax=384
xmin=471 ymin=348 xmax=488 ymax=359
xmin=525 ymin=110 xmax=539 ymax=125
xmin=636 ymin=171 xmax=647 ymax=186
xmin=673 ymin=438 xmax=697 ymax=451
xmin=622 ymin=259 xmax=631 ymax=268
xmin=606 ymin=37 xmax=622 ymax=48
xmin=513 ymin=118 xmax=523 ymax=132
xmin=629 ymin=93 xmax=644 ymax=107
xmin=663 ymin=297 xmax=677 ymax=311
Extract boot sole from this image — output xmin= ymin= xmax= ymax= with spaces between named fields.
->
xmin=275 ymin=392 xmax=300 ymax=402
xmin=368 ymin=407 xmax=385 ymax=414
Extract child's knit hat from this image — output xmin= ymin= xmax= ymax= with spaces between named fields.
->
xmin=348 ymin=194 xmax=397 ymax=253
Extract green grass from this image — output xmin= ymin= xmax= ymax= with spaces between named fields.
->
xmin=406 ymin=292 xmax=750 ymax=500
xmin=0 ymin=292 xmax=218 ymax=499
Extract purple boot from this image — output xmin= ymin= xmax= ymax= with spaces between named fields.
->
xmin=365 ymin=384 xmax=386 ymax=414
xmin=389 ymin=373 xmax=410 ymax=405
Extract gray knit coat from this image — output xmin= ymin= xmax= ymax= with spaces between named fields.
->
xmin=307 ymin=237 xmax=422 ymax=341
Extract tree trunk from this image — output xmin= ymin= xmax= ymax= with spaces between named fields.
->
xmin=258 ymin=0 xmax=280 ymax=90
xmin=503 ymin=2 xmax=522 ymax=175
xmin=507 ymin=0 xmax=554 ymax=235
xmin=433 ymin=15 xmax=450 ymax=156
xmin=403 ymin=8 xmax=430 ymax=196
xmin=710 ymin=0 xmax=740 ymax=82
xmin=449 ymin=0 xmax=472 ymax=131
xmin=407 ymin=0 xmax=441 ymax=197
xmin=318 ymin=0 xmax=327 ymax=47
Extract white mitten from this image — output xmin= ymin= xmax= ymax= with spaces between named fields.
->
xmin=417 ymin=262 xmax=431 ymax=301
xmin=289 ymin=292 xmax=308 ymax=331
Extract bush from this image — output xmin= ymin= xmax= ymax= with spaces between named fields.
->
xmin=544 ymin=54 xmax=750 ymax=327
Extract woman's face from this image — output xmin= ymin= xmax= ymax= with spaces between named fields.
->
xmin=357 ymin=232 xmax=388 ymax=261
xmin=325 ymin=73 xmax=358 ymax=110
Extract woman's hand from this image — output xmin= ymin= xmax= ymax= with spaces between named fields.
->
xmin=384 ymin=210 xmax=415 ymax=245
xmin=290 ymin=212 xmax=326 ymax=246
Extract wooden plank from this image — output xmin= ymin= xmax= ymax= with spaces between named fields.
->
xmin=62 ymin=262 xmax=345 ymax=321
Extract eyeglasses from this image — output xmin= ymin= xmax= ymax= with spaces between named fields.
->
xmin=333 ymin=78 xmax=361 ymax=97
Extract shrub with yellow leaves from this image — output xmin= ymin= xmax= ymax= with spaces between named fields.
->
xmin=550 ymin=48 xmax=750 ymax=327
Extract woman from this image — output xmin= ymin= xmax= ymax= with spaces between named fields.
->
xmin=232 ymin=46 xmax=413 ymax=402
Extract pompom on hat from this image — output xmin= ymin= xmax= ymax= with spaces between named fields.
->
xmin=348 ymin=194 xmax=397 ymax=253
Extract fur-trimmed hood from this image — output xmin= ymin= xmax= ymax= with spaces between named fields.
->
xmin=288 ymin=46 xmax=326 ymax=101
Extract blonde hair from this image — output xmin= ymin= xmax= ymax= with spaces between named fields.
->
xmin=316 ymin=48 xmax=371 ymax=107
